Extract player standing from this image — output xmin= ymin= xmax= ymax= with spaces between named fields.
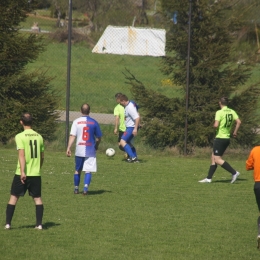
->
xmin=199 ymin=97 xmax=241 ymax=183
xmin=246 ymin=146 xmax=260 ymax=248
xmin=119 ymin=94 xmax=140 ymax=163
xmin=5 ymin=113 xmax=44 ymax=230
xmin=66 ymin=104 xmax=102 ymax=195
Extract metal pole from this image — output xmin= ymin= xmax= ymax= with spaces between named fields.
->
xmin=184 ymin=0 xmax=192 ymax=155
xmin=65 ymin=0 xmax=72 ymax=148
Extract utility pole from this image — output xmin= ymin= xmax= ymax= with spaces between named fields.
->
xmin=184 ymin=0 xmax=192 ymax=155
xmin=65 ymin=0 xmax=72 ymax=148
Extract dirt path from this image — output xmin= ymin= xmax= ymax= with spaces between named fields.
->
xmin=57 ymin=111 xmax=114 ymax=125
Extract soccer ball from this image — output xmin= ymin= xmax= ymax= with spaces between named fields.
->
xmin=106 ymin=148 xmax=115 ymax=157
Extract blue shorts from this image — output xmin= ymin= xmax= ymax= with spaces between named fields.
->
xmin=121 ymin=127 xmax=135 ymax=143
xmin=75 ymin=156 xmax=85 ymax=171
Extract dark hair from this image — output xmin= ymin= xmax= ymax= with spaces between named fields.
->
xmin=20 ymin=113 xmax=33 ymax=126
xmin=219 ymin=97 xmax=229 ymax=106
xmin=81 ymin=104 xmax=90 ymax=115
xmin=115 ymin=93 xmax=123 ymax=98
xmin=119 ymin=94 xmax=128 ymax=101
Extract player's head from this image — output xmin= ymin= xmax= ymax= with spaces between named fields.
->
xmin=115 ymin=93 xmax=123 ymax=99
xmin=119 ymin=94 xmax=129 ymax=106
xmin=115 ymin=93 xmax=123 ymax=103
xmin=219 ymin=97 xmax=229 ymax=106
xmin=81 ymin=104 xmax=90 ymax=115
xmin=20 ymin=113 xmax=33 ymax=126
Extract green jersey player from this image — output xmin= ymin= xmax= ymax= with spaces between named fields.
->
xmin=5 ymin=113 xmax=44 ymax=230
xmin=199 ymin=97 xmax=241 ymax=183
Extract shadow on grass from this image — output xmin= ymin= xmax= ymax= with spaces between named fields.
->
xmin=214 ymin=178 xmax=247 ymax=184
xmin=121 ymin=159 xmax=146 ymax=163
xmin=86 ymin=189 xmax=112 ymax=195
xmin=18 ymin=222 xmax=61 ymax=230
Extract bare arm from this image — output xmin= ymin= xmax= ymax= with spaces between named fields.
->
xmin=40 ymin=152 xmax=44 ymax=168
xmin=66 ymin=135 xmax=76 ymax=157
xmin=213 ymin=120 xmax=219 ymax=128
xmin=233 ymin=118 xmax=241 ymax=137
xmin=114 ymin=116 xmax=119 ymax=135
xmin=132 ymin=117 xmax=140 ymax=136
xmin=95 ymin=137 xmax=102 ymax=150
xmin=18 ymin=149 xmax=26 ymax=184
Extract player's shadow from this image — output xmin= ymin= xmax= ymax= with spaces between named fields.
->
xmin=86 ymin=189 xmax=112 ymax=195
xmin=18 ymin=222 xmax=60 ymax=230
xmin=214 ymin=178 xmax=247 ymax=184
xmin=121 ymin=159 xmax=146 ymax=163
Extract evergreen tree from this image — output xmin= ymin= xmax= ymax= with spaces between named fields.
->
xmin=126 ymin=0 xmax=260 ymax=153
xmin=0 ymin=0 xmax=60 ymax=144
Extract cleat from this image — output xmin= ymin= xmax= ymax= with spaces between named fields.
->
xmin=4 ymin=224 xmax=11 ymax=230
xmin=198 ymin=178 xmax=212 ymax=183
xmin=74 ymin=189 xmax=79 ymax=194
xmin=124 ymin=153 xmax=129 ymax=160
xmin=35 ymin=225 xmax=42 ymax=230
xmin=127 ymin=157 xmax=138 ymax=163
xmin=231 ymin=171 xmax=240 ymax=184
xmin=257 ymin=235 xmax=260 ymax=249
xmin=83 ymin=191 xmax=88 ymax=196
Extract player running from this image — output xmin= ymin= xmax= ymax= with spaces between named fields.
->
xmin=199 ymin=97 xmax=241 ymax=183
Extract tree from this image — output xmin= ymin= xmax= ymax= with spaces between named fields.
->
xmin=126 ymin=0 xmax=260 ymax=153
xmin=0 ymin=0 xmax=60 ymax=144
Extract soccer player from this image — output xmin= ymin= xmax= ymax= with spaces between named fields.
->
xmin=66 ymin=104 xmax=102 ymax=195
xmin=199 ymin=97 xmax=241 ymax=183
xmin=113 ymin=93 xmax=127 ymax=158
xmin=246 ymin=146 xmax=260 ymax=248
xmin=119 ymin=94 xmax=140 ymax=163
xmin=5 ymin=113 xmax=44 ymax=230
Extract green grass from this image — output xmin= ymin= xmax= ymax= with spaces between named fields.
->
xmin=20 ymin=12 xmax=260 ymax=114
xmin=20 ymin=15 xmax=56 ymax=32
xmin=27 ymin=41 xmax=180 ymax=113
xmin=26 ymin=39 xmax=260 ymax=114
xmin=0 ymin=146 xmax=259 ymax=259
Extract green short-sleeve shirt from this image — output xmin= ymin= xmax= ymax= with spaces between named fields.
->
xmin=15 ymin=129 xmax=44 ymax=176
xmin=114 ymin=104 xmax=126 ymax=132
xmin=215 ymin=106 xmax=239 ymax=138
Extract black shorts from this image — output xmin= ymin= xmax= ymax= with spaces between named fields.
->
xmin=213 ymin=138 xmax=230 ymax=156
xmin=254 ymin=182 xmax=260 ymax=212
xmin=118 ymin=131 xmax=125 ymax=143
xmin=10 ymin=175 xmax=42 ymax=198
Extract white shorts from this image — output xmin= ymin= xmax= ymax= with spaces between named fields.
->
xmin=83 ymin=157 xmax=97 ymax=172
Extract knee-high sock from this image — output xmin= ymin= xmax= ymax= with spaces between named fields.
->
xmin=131 ymin=146 xmax=137 ymax=157
xmin=123 ymin=144 xmax=135 ymax=158
xmin=74 ymin=173 xmax=81 ymax=187
xmin=221 ymin=161 xmax=236 ymax=175
xmin=84 ymin=173 xmax=92 ymax=191
xmin=258 ymin=216 xmax=260 ymax=235
xmin=6 ymin=204 xmax=15 ymax=225
xmin=36 ymin=204 xmax=44 ymax=226
xmin=207 ymin=164 xmax=217 ymax=179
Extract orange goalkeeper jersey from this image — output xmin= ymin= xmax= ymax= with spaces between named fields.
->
xmin=246 ymin=146 xmax=260 ymax=182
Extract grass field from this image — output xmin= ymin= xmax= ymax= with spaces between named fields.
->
xmin=26 ymin=40 xmax=180 ymax=113
xmin=26 ymin=38 xmax=260 ymax=114
xmin=21 ymin=12 xmax=260 ymax=114
xmin=0 ymin=145 xmax=259 ymax=260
